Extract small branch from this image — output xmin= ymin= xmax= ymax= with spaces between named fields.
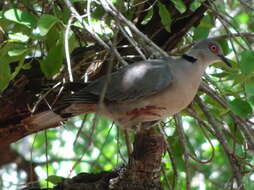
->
xmin=100 ymin=0 xmax=169 ymax=57
xmin=239 ymin=0 xmax=254 ymax=11
xmin=186 ymin=107 xmax=215 ymax=164
xmin=159 ymin=125 xmax=178 ymax=189
xmin=170 ymin=32 xmax=254 ymax=54
xmin=118 ymin=25 xmax=147 ymax=60
xmin=124 ymin=130 xmax=133 ymax=157
xmin=64 ymin=16 xmax=74 ymax=82
xmin=206 ymin=1 xmax=251 ymax=50
xmin=195 ymin=96 xmax=244 ymax=190
xmin=174 ymin=114 xmax=190 ymax=190
xmin=200 ymin=82 xmax=254 ymax=149
xmin=63 ymin=0 xmax=128 ymax=66
xmin=210 ymin=32 xmax=254 ymax=42
xmin=165 ymin=0 xmax=210 ymax=50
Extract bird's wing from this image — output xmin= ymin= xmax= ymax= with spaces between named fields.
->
xmin=64 ymin=58 xmax=174 ymax=103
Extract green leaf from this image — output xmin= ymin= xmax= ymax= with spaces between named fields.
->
xmin=226 ymin=116 xmax=244 ymax=145
xmin=3 ymin=9 xmax=36 ymax=28
xmin=171 ymin=0 xmax=186 ymax=13
xmin=158 ymin=3 xmax=171 ymax=32
xmin=228 ymin=98 xmax=252 ymax=118
xmin=0 ymin=58 xmax=11 ymax=91
xmin=40 ymin=39 xmax=64 ymax=78
xmin=38 ymin=14 xmax=60 ymax=36
xmin=193 ymin=27 xmax=210 ymax=40
xmin=193 ymin=16 xmax=213 ymax=40
xmin=8 ymin=44 xmax=28 ymax=56
xmin=46 ymin=175 xmax=64 ymax=184
xmin=219 ymin=40 xmax=230 ymax=55
xmin=189 ymin=1 xmax=201 ymax=11
xmin=199 ymin=15 xmax=214 ymax=28
xmin=245 ymin=79 xmax=254 ymax=101
xmin=8 ymin=32 xmax=29 ymax=42
xmin=141 ymin=8 xmax=153 ymax=25
xmin=239 ymin=50 xmax=254 ymax=74
xmin=93 ymin=6 xmax=106 ymax=20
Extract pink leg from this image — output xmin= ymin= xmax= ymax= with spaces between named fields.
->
xmin=126 ymin=105 xmax=166 ymax=120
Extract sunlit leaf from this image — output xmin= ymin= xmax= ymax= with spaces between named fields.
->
xmin=8 ymin=32 xmax=29 ymax=42
xmin=4 ymin=8 xmax=36 ymax=28
xmin=38 ymin=14 xmax=60 ymax=36
xmin=171 ymin=0 xmax=186 ymax=13
xmin=141 ymin=8 xmax=153 ymax=25
xmin=8 ymin=44 xmax=28 ymax=56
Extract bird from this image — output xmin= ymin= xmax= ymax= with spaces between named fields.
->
xmin=22 ymin=39 xmax=231 ymax=131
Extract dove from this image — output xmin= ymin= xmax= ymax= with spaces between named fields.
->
xmin=22 ymin=39 xmax=231 ymax=130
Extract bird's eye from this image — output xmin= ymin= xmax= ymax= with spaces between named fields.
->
xmin=208 ymin=44 xmax=219 ymax=54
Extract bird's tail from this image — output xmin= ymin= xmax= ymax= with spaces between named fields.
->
xmin=21 ymin=103 xmax=96 ymax=131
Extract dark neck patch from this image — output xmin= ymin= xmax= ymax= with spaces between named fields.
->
xmin=182 ymin=54 xmax=197 ymax=63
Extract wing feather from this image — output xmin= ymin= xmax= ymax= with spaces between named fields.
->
xmin=64 ymin=58 xmax=174 ymax=103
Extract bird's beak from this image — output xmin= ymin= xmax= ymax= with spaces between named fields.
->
xmin=218 ymin=54 xmax=232 ymax=67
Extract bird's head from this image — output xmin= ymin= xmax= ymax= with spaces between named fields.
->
xmin=190 ymin=39 xmax=231 ymax=67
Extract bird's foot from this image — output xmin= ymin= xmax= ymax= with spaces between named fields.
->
xmin=126 ymin=106 xmax=166 ymax=120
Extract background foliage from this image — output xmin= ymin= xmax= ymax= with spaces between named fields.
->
xmin=0 ymin=0 xmax=254 ymax=189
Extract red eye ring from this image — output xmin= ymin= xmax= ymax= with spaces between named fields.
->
xmin=208 ymin=44 xmax=219 ymax=54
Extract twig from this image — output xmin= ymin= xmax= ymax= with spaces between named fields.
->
xmin=64 ymin=0 xmax=108 ymax=49
xmin=73 ymin=115 xmax=87 ymax=146
xmin=118 ymin=25 xmax=147 ymax=60
xmin=91 ymin=122 xmax=115 ymax=168
xmin=164 ymin=0 xmax=210 ymax=50
xmin=63 ymin=0 xmax=128 ymax=66
xmin=44 ymin=130 xmax=49 ymax=188
xmin=159 ymin=124 xmax=178 ymax=189
xmin=200 ymin=82 xmax=254 ymax=149
xmin=31 ymin=82 xmax=62 ymax=113
xmin=195 ymin=96 xmax=244 ymax=190
xmin=186 ymin=107 xmax=215 ymax=164
xmin=170 ymin=32 xmax=254 ymax=55
xmin=30 ymin=133 xmax=38 ymax=183
xmin=161 ymin=165 xmax=173 ymax=190
xmin=69 ymin=113 xmax=97 ymax=177
xmin=239 ymin=0 xmax=254 ymax=11
xmin=174 ymin=114 xmax=190 ymax=190
xmin=117 ymin=126 xmax=128 ymax=164
xmin=124 ymin=130 xmax=133 ymax=157
xmin=64 ymin=15 xmax=74 ymax=82
xmin=99 ymin=0 xmax=169 ymax=57
xmin=210 ymin=32 xmax=254 ymax=42
xmin=206 ymin=1 xmax=251 ymax=50
xmin=186 ymin=107 xmax=216 ymax=136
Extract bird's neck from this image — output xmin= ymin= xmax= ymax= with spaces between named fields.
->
xmin=185 ymin=49 xmax=211 ymax=66
xmin=180 ymin=54 xmax=207 ymax=85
